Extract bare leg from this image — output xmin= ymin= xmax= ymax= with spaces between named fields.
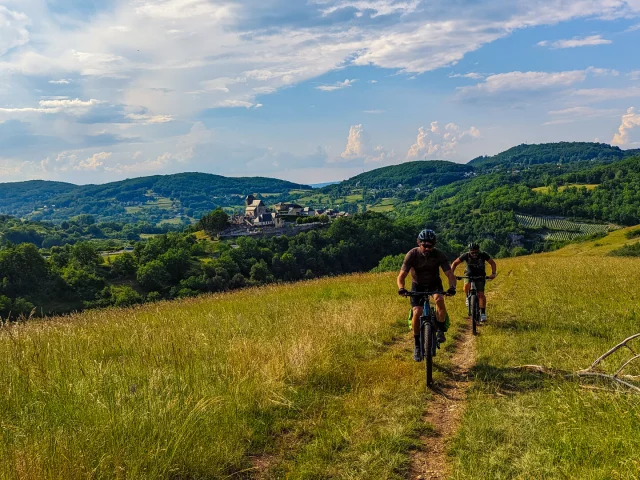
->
xmin=433 ymin=294 xmax=447 ymax=324
xmin=464 ymin=282 xmax=471 ymax=298
xmin=478 ymin=292 xmax=486 ymax=309
xmin=412 ymin=306 xmax=423 ymax=335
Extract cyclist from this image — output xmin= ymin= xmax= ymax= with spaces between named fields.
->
xmin=450 ymin=242 xmax=497 ymax=323
xmin=397 ymin=229 xmax=457 ymax=361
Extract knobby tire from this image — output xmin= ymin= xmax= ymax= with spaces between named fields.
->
xmin=470 ymin=294 xmax=478 ymax=336
xmin=425 ymin=322 xmax=433 ymax=388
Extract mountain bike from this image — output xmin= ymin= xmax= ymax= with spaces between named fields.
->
xmin=405 ymin=290 xmax=450 ymax=388
xmin=456 ymin=276 xmax=490 ymax=335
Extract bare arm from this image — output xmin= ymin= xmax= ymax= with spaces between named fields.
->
xmin=487 ymin=258 xmax=497 ymax=278
xmin=450 ymin=258 xmax=462 ymax=274
xmin=445 ymin=268 xmax=457 ymax=290
xmin=397 ymin=269 xmax=409 ymax=290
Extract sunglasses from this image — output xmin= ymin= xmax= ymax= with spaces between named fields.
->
xmin=420 ymin=242 xmax=435 ymax=249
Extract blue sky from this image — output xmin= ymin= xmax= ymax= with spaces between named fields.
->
xmin=1 ymin=0 xmax=639 ymax=184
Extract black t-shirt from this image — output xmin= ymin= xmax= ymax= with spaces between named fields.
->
xmin=459 ymin=251 xmax=492 ymax=276
xmin=401 ymin=247 xmax=451 ymax=285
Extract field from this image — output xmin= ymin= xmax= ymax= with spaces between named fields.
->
xmin=515 ymin=213 xmax=615 ymax=240
xmin=1 ymin=230 xmax=639 ymax=478
xmin=0 ymin=275 xmax=467 ymax=479
xmin=532 ymin=184 xmax=600 ymax=194
xmin=451 ymin=252 xmax=640 ymax=479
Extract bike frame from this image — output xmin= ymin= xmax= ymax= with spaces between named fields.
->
xmin=406 ymin=290 xmax=447 ymax=388
xmin=457 ymin=275 xmax=489 ymax=335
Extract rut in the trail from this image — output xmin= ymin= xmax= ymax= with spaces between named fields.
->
xmin=409 ymin=323 xmax=477 ymax=480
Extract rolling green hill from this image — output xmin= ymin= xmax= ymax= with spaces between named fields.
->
xmin=0 ymin=173 xmax=310 ymax=223
xmin=330 ymin=160 xmax=474 ymax=190
xmin=469 ymin=142 xmax=639 ymax=170
xmin=1 ymin=232 xmax=638 ymax=478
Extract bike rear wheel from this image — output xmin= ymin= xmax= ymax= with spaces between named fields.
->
xmin=470 ymin=294 xmax=478 ymax=335
xmin=424 ymin=322 xmax=434 ymax=387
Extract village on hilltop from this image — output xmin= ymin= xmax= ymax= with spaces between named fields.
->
xmin=219 ymin=195 xmax=348 ymax=239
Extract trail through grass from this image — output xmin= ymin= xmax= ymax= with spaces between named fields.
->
xmin=450 ymin=254 xmax=640 ymax=479
xmin=0 ymin=273 xmax=466 ymax=479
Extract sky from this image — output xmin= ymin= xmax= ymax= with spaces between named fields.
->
xmin=1 ymin=0 xmax=639 ymax=185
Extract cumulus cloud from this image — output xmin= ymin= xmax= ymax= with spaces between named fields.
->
xmin=537 ymin=35 xmax=612 ymax=49
xmin=407 ymin=121 xmax=480 ymax=159
xmin=337 ymin=124 xmax=396 ymax=164
xmin=612 ymin=107 xmax=640 ymax=146
xmin=340 ymin=124 xmax=366 ymax=159
xmin=316 ymin=79 xmax=357 ymax=91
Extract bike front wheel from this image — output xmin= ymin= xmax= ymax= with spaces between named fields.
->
xmin=470 ymin=294 xmax=478 ymax=335
xmin=424 ymin=322 xmax=434 ymax=388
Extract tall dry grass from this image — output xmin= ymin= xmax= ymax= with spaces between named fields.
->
xmin=451 ymin=255 xmax=640 ymax=479
xmin=0 ymin=272 xmax=465 ymax=479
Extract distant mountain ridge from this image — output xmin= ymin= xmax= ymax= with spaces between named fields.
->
xmin=0 ymin=172 xmax=310 ymax=222
xmin=469 ymin=142 xmax=640 ymax=170
xmin=322 ymin=160 xmax=474 ymax=192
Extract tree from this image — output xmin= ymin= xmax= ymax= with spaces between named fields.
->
xmin=137 ymin=260 xmax=170 ymax=291
xmin=250 ymin=259 xmax=272 ymax=284
xmin=71 ymin=242 xmax=102 ymax=269
xmin=111 ymin=253 xmax=138 ymax=277
xmin=199 ymin=208 xmax=229 ymax=235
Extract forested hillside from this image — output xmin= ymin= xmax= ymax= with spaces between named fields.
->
xmin=0 ymin=173 xmax=310 ymax=223
xmin=327 ymin=160 xmax=473 ymax=190
xmin=469 ymin=142 xmax=639 ymax=170
xmin=400 ymin=154 xmax=640 ymax=253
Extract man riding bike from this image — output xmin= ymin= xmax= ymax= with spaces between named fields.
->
xmin=450 ymin=242 xmax=497 ymax=323
xmin=397 ymin=229 xmax=457 ymax=362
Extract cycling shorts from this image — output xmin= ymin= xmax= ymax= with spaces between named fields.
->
xmin=463 ymin=277 xmax=486 ymax=293
xmin=410 ymin=280 xmax=444 ymax=308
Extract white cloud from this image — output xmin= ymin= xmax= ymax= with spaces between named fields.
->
xmin=571 ymin=87 xmax=640 ymax=103
xmin=629 ymin=70 xmax=640 ymax=81
xmin=407 ymin=121 xmax=480 ymax=159
xmin=0 ymin=6 xmax=30 ymax=57
xmin=449 ymin=72 xmax=484 ymax=79
xmin=0 ymin=98 xmax=103 ymax=115
xmin=340 ymin=124 xmax=366 ymax=159
xmin=76 ymin=152 xmax=112 ymax=171
xmin=537 ymin=35 xmax=612 ymax=49
xmin=543 ymin=106 xmax=619 ymax=125
xmin=612 ymin=107 xmax=640 ymax=146
xmin=337 ymin=124 xmax=395 ymax=164
xmin=48 ymin=79 xmax=71 ymax=85
xmin=458 ymin=67 xmax=618 ymax=98
xmin=124 ymin=113 xmax=174 ymax=124
xmin=316 ymin=79 xmax=357 ymax=91
xmin=363 ymin=109 xmax=384 ymax=114
xmin=625 ymin=23 xmax=640 ymax=32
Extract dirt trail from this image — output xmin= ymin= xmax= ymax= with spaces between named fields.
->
xmin=409 ymin=323 xmax=477 ymax=480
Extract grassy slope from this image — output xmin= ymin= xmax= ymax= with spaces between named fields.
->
xmin=451 ymin=231 xmax=640 ymax=479
xmin=2 ymin=228 xmax=640 ymax=478
xmin=547 ymin=225 xmax=640 ymax=256
xmin=0 ymin=274 xmax=467 ymax=479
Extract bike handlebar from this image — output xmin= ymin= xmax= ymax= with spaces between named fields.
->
xmin=403 ymin=290 xmax=450 ymax=297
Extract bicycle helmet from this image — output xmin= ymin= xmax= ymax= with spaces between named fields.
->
xmin=468 ymin=242 xmax=480 ymax=251
xmin=418 ymin=229 xmax=437 ymax=244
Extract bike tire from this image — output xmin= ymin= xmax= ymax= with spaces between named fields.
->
xmin=425 ymin=322 xmax=434 ymax=388
xmin=470 ymin=294 xmax=478 ymax=335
